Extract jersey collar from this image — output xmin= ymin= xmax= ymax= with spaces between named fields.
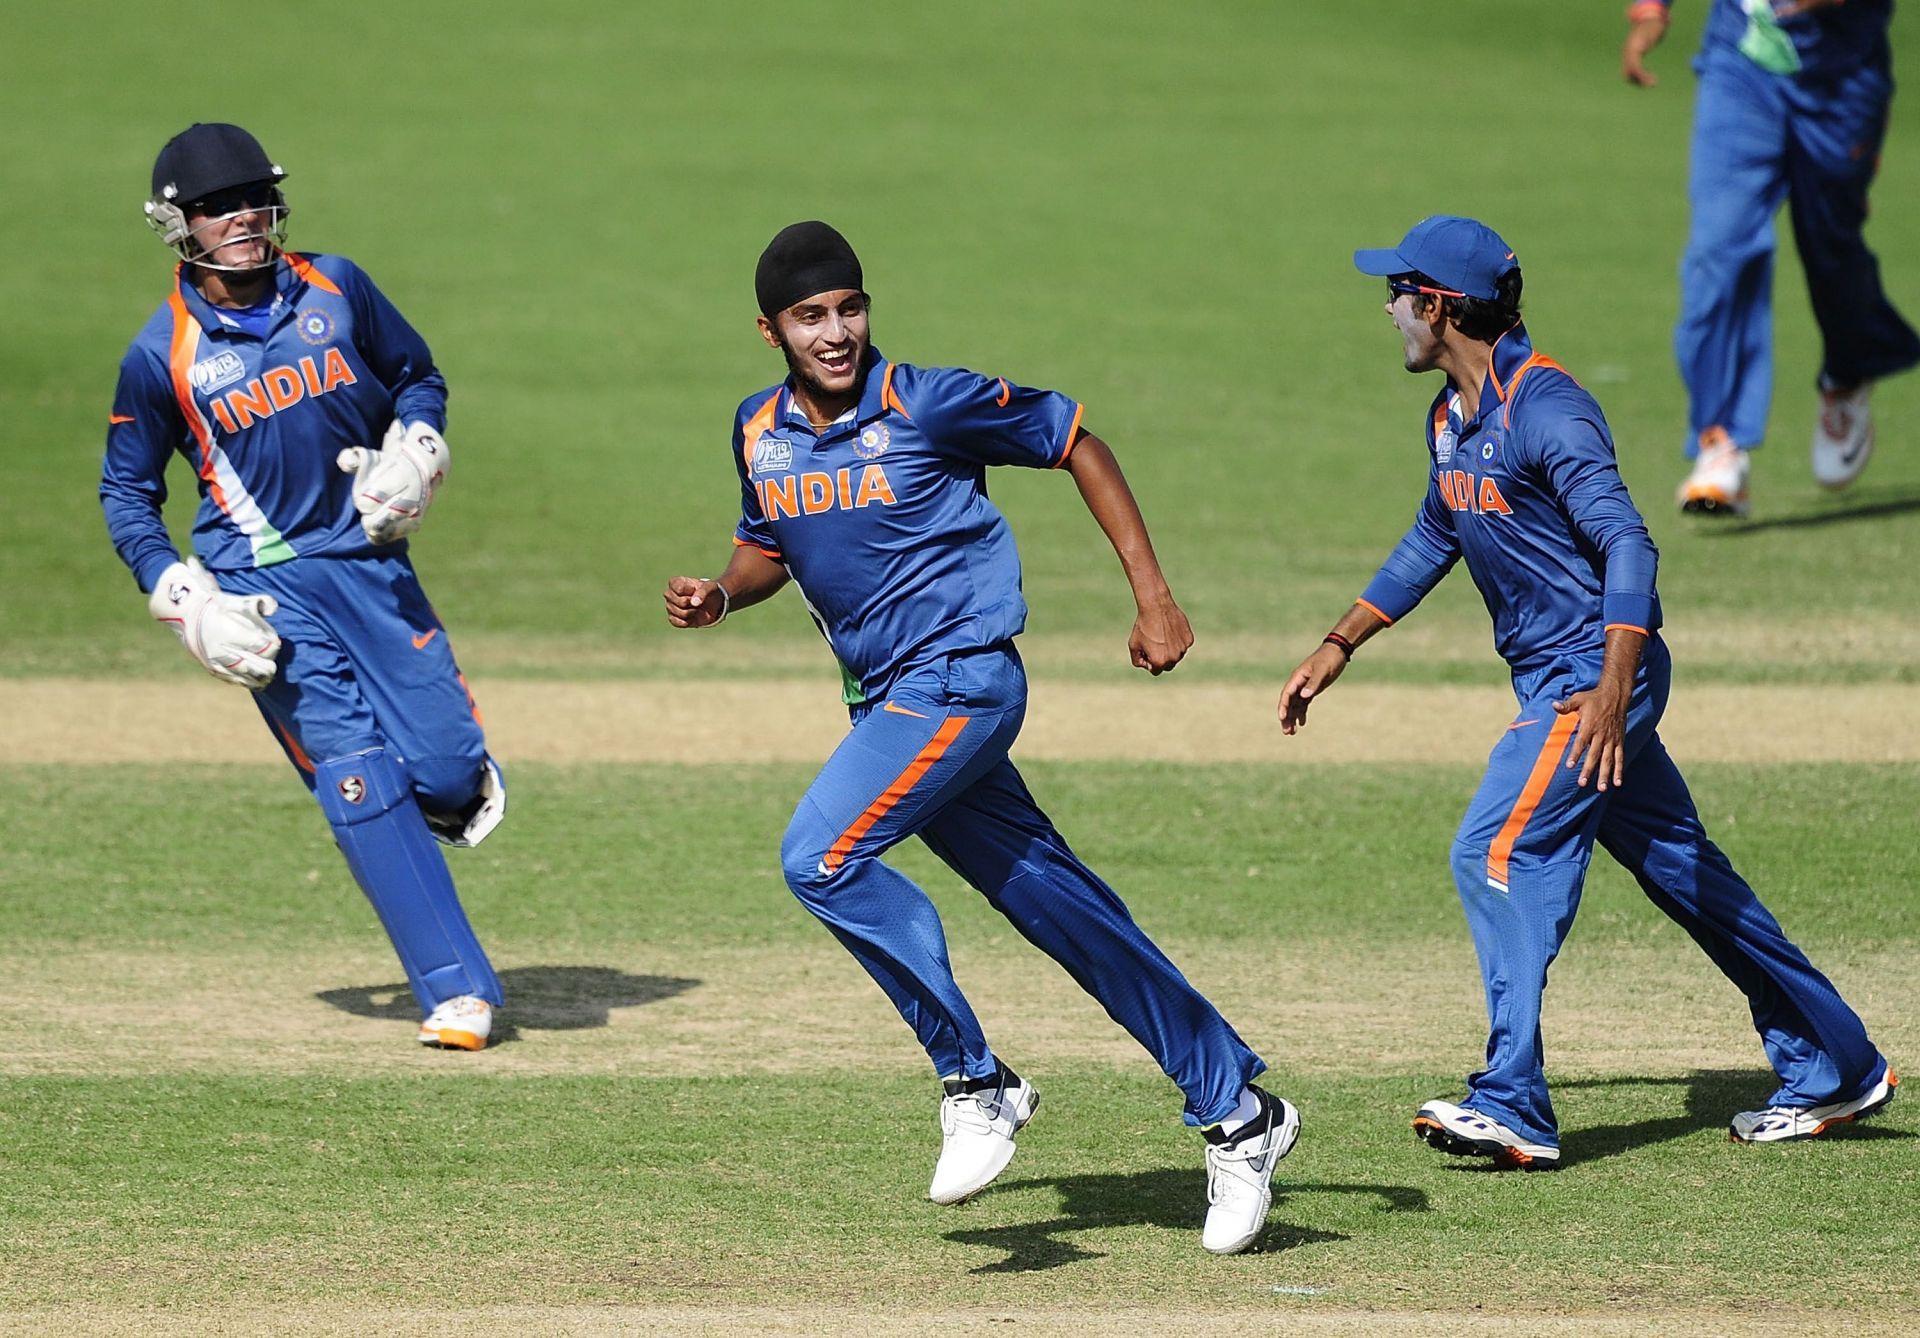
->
xmin=170 ymin=254 xmax=320 ymax=337
xmin=1479 ymin=322 xmax=1534 ymax=414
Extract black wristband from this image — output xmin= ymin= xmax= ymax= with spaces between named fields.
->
xmin=1322 ymin=632 xmax=1355 ymax=660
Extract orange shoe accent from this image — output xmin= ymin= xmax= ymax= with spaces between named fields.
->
xmin=425 ymin=1028 xmax=487 ymax=1051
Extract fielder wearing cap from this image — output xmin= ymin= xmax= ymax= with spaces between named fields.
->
xmin=663 ymin=220 xmax=1298 ymax=1255
xmin=1278 ymin=214 xmax=1896 ymax=1167
xmin=102 ymin=122 xmax=507 ymax=1051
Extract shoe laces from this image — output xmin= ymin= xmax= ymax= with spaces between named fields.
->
xmin=940 ymin=1088 xmax=998 ymax=1139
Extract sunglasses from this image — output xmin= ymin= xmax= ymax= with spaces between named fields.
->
xmin=188 ymin=184 xmax=280 ymax=216
xmin=1388 ymin=279 xmax=1466 ymax=300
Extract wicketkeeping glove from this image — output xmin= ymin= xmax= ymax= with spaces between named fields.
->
xmin=147 ymin=558 xmax=281 ymax=689
xmin=337 ymin=419 xmax=450 ymax=544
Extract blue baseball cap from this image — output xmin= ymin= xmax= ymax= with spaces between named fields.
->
xmin=1353 ymin=215 xmax=1517 ymax=301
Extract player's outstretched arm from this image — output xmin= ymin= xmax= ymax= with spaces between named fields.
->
xmin=1278 ymin=603 xmax=1389 ymax=734
xmin=1063 ymin=430 xmax=1192 ymax=675
xmin=1622 ymin=2 xmax=1670 ymax=86
xmin=663 ymin=545 xmax=789 ymax=629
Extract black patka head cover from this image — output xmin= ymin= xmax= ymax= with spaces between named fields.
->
xmin=756 ymin=221 xmax=863 ymax=317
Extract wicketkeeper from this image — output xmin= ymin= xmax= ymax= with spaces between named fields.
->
xmin=100 ymin=123 xmax=506 ymax=1049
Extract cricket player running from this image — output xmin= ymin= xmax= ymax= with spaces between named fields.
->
xmin=100 ymin=123 xmax=505 ymax=1050
xmin=1278 ymin=216 xmax=1896 ymax=1167
xmin=664 ymin=221 xmax=1294 ymax=1253
xmin=1623 ymin=0 xmax=1920 ymax=514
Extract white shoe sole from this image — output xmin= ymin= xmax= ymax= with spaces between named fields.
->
xmin=1414 ymin=1102 xmax=1560 ymax=1170
xmin=1730 ymin=1068 xmax=1899 ymax=1143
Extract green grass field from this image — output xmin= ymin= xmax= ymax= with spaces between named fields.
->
xmin=3 ymin=2 xmax=1918 ymax=1332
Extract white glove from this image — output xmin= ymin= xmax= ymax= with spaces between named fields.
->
xmin=148 ymin=558 xmax=281 ymax=689
xmin=337 ymin=419 xmax=450 ymax=544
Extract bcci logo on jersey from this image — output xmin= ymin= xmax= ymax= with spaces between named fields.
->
xmin=189 ymin=350 xmax=247 ymax=395
xmin=853 ymin=424 xmax=890 ymax=460
xmin=753 ymin=435 xmax=794 ymax=476
xmin=296 ymin=308 xmax=335 ymax=346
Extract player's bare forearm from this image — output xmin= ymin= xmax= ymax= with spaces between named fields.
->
xmin=663 ymin=545 xmax=788 ymax=629
xmin=1065 ymin=430 xmax=1192 ymax=673
xmin=1622 ymin=9 xmax=1669 ymax=86
xmin=1278 ymin=602 xmax=1391 ymax=734
xmin=1066 ymin=433 xmax=1173 ymax=604
xmin=1554 ymin=625 xmax=1646 ymax=790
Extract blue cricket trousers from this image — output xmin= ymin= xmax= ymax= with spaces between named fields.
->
xmin=780 ymin=642 xmax=1264 ymax=1127
xmin=1678 ymin=44 xmax=1920 ymax=452
xmin=219 ymin=552 xmax=501 ymax=1012
xmin=1449 ymin=636 xmax=1885 ymax=1147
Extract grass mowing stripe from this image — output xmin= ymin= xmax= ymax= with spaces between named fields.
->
xmin=1 ymin=1069 xmax=1912 ymax=1312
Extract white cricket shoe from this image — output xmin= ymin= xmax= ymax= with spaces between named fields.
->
xmin=1811 ymin=382 xmax=1875 ymax=490
xmin=1677 ymin=427 xmax=1751 ymax=517
xmin=928 ymin=1065 xmax=1039 ymax=1205
xmin=1413 ymin=1099 xmax=1560 ymax=1170
xmin=1730 ymin=1066 xmax=1898 ymax=1143
xmin=1202 ymin=1086 xmax=1301 ymax=1255
xmin=418 ymin=994 xmax=493 ymax=1051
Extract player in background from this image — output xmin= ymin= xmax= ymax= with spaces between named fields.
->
xmin=1622 ymin=0 xmax=1919 ymax=515
xmin=663 ymin=221 xmax=1295 ymax=1254
xmin=1278 ymin=216 xmax=1895 ymax=1167
xmin=101 ymin=123 xmax=506 ymax=1050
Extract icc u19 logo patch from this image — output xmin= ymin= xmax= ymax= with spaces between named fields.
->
xmin=337 ymin=775 xmax=366 ymax=805
xmin=1435 ymin=428 xmax=1456 ymax=465
xmin=296 ymin=308 xmax=334 ymax=346
xmin=853 ymin=424 xmax=890 ymax=460
xmin=753 ymin=435 xmax=794 ymax=476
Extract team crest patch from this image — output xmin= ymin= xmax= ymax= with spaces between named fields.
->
xmin=1435 ymin=428 xmax=1456 ymax=465
xmin=337 ymin=775 xmax=366 ymax=805
xmin=1481 ymin=440 xmax=1497 ymax=461
xmin=189 ymin=350 xmax=247 ymax=395
xmin=296 ymin=307 xmax=334 ymax=346
xmin=752 ymin=435 xmax=794 ymax=476
xmin=853 ymin=423 xmax=891 ymax=460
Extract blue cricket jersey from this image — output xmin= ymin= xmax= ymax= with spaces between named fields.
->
xmin=100 ymin=253 xmax=447 ymax=593
xmin=1358 ymin=324 xmax=1661 ymax=677
xmin=1640 ymin=0 xmax=1892 ymax=77
xmin=731 ymin=348 xmax=1083 ymax=703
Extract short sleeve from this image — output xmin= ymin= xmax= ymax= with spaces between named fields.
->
xmin=904 ymin=366 xmax=1084 ymax=469
xmin=730 ymin=396 xmax=782 ymax=559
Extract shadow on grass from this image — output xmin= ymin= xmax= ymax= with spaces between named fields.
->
xmin=317 ymin=964 xmax=700 ymax=1044
xmin=944 ymin=1169 xmax=1426 ymax=1272
xmin=1696 ymin=490 xmax=1920 ymax=536
xmin=1542 ymin=1069 xmax=1912 ymax=1167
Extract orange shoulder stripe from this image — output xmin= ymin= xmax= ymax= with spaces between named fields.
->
xmin=738 ymin=394 xmax=782 ymax=471
xmin=881 ymin=363 xmax=910 ymax=419
xmin=282 ymin=252 xmax=343 ymax=295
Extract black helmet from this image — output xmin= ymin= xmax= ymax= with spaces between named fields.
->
xmin=150 ymin=122 xmax=286 ymax=205
xmin=145 ymin=123 xmax=290 ymax=270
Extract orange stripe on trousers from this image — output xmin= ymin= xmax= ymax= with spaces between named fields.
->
xmin=1486 ymin=712 xmax=1578 ymax=889
xmin=824 ymin=714 xmax=970 ymax=874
